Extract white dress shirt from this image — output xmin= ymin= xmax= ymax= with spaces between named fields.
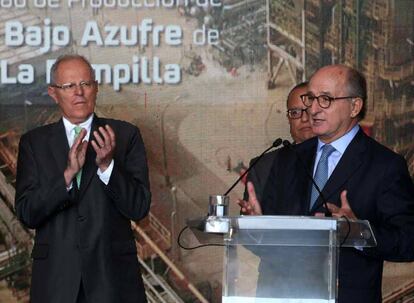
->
xmin=63 ymin=114 xmax=114 ymax=189
xmin=313 ymin=124 xmax=360 ymax=178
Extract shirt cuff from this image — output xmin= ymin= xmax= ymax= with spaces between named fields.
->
xmin=67 ymin=182 xmax=73 ymax=192
xmin=97 ymin=160 xmax=114 ymax=185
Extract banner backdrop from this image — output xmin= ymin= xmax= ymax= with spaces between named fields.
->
xmin=0 ymin=0 xmax=413 ymax=301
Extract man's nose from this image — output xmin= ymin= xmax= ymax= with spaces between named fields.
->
xmin=309 ymin=100 xmax=321 ymax=115
xmin=301 ymin=109 xmax=310 ymax=121
xmin=74 ymin=84 xmax=84 ymax=95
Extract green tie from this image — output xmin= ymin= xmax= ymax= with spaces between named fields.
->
xmin=74 ymin=126 xmax=83 ymax=188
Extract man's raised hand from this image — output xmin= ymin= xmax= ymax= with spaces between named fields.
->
xmin=91 ymin=125 xmax=116 ymax=172
xmin=237 ymin=181 xmax=263 ymax=215
xmin=64 ymin=128 xmax=88 ymax=187
xmin=326 ymin=190 xmax=357 ymax=220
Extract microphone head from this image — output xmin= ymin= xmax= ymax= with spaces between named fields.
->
xmin=282 ymin=140 xmax=292 ymax=147
xmin=272 ymin=138 xmax=283 ymax=148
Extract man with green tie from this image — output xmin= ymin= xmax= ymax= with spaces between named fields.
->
xmin=15 ymin=54 xmax=151 ymax=303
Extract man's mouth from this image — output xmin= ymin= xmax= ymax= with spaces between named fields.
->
xmin=312 ymin=118 xmax=324 ymax=125
xmin=73 ymin=99 xmax=86 ymax=105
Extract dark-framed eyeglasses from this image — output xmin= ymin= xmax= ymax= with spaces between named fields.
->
xmin=300 ymin=94 xmax=359 ymax=109
xmin=50 ymin=80 xmax=97 ymax=92
xmin=287 ymin=108 xmax=308 ymax=119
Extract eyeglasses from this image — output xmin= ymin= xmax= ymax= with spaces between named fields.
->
xmin=300 ymin=94 xmax=358 ymax=109
xmin=287 ymin=108 xmax=308 ymax=119
xmin=51 ymin=80 xmax=97 ymax=92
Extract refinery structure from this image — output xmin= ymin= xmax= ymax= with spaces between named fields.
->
xmin=266 ymin=0 xmax=414 ymax=176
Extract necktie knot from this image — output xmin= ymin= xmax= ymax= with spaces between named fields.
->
xmin=74 ymin=126 xmax=82 ymax=138
xmin=320 ymin=144 xmax=336 ymax=160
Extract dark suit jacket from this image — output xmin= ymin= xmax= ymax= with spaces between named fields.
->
xmin=261 ymin=129 xmax=414 ymax=303
xmin=15 ymin=115 xmax=151 ymax=303
xmin=243 ymin=150 xmax=278 ymax=203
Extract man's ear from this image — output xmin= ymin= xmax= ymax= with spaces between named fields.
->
xmin=48 ymin=86 xmax=59 ymax=104
xmin=350 ymin=97 xmax=363 ymax=118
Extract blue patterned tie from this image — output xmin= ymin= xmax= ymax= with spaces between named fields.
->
xmin=74 ymin=126 xmax=83 ymax=188
xmin=310 ymin=144 xmax=336 ymax=210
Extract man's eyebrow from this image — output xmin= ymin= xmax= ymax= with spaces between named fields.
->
xmin=319 ymin=91 xmax=333 ymax=95
xmin=307 ymin=90 xmax=333 ymax=95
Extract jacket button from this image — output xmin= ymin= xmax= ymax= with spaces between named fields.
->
xmin=77 ymin=216 xmax=86 ymax=222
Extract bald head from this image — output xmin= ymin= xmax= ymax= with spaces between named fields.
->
xmin=309 ymin=65 xmax=366 ymax=119
xmin=307 ymin=64 xmax=365 ymax=143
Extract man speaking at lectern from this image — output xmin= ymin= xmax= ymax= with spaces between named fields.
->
xmin=15 ymin=54 xmax=151 ymax=303
xmin=241 ymin=64 xmax=414 ymax=302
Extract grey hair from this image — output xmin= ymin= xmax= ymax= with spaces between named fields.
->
xmin=50 ymin=54 xmax=95 ymax=84
xmin=345 ymin=68 xmax=367 ymax=120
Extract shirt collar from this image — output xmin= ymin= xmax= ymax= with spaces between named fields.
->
xmin=316 ymin=124 xmax=360 ymax=155
xmin=63 ymin=114 xmax=94 ymax=138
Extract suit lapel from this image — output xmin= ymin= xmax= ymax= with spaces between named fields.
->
xmin=49 ymin=119 xmax=70 ymax=174
xmin=311 ymin=129 xmax=367 ymax=211
xmin=78 ymin=115 xmax=101 ymax=198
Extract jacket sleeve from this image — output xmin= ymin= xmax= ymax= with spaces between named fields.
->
xmin=15 ymin=133 xmax=74 ymax=229
xmin=366 ymin=156 xmax=414 ymax=261
xmin=104 ymin=126 xmax=151 ymax=221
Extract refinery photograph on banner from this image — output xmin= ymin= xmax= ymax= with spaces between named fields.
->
xmin=0 ymin=0 xmax=413 ymax=302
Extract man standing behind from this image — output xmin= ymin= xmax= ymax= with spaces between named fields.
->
xmin=15 ymin=54 xmax=151 ymax=303
xmin=241 ymin=82 xmax=314 ymax=209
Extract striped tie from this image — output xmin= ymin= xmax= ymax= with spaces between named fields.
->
xmin=310 ymin=144 xmax=336 ymax=210
xmin=74 ymin=126 xmax=83 ymax=188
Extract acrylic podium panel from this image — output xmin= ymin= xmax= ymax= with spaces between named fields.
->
xmin=225 ymin=218 xmax=338 ymax=303
xmin=188 ymin=216 xmax=376 ymax=303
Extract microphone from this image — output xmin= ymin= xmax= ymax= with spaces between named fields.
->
xmin=223 ymin=138 xmax=283 ymax=196
xmin=282 ymin=140 xmax=332 ymax=217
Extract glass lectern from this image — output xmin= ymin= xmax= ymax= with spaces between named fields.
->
xmin=187 ymin=215 xmax=376 ymax=303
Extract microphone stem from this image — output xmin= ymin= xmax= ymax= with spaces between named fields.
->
xmin=223 ymin=145 xmax=274 ymax=196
